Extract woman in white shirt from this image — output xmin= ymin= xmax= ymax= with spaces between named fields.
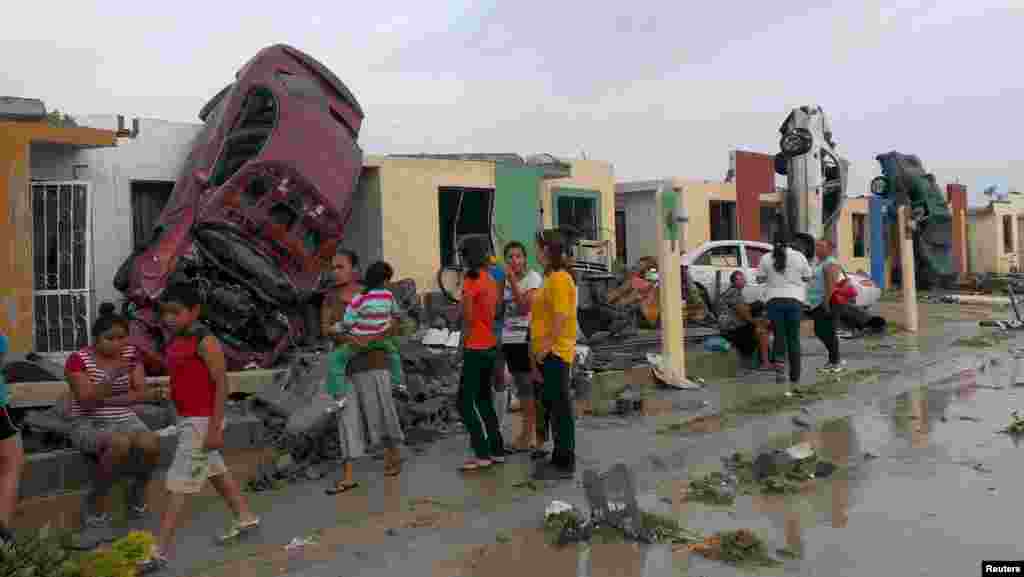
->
xmin=757 ymin=239 xmax=813 ymax=385
xmin=500 ymin=241 xmax=544 ymax=452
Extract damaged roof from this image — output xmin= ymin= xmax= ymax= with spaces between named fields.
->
xmin=0 ymin=96 xmax=46 ymax=121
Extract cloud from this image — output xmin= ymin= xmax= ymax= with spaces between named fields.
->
xmin=1 ymin=0 xmax=1021 ymax=197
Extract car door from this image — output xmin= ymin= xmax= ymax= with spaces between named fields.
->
xmin=691 ymin=244 xmax=742 ymax=303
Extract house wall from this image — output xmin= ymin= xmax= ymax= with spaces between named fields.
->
xmin=837 ymin=196 xmax=870 ymax=274
xmin=617 ymin=178 xmax=869 ymax=271
xmin=0 ymin=120 xmax=117 ymax=353
xmin=541 ymin=159 xmax=616 ymax=257
xmin=371 ymin=156 xmax=497 ymax=292
xmin=623 ymin=189 xmax=657 ymax=263
xmin=74 ymin=116 xmax=203 ymax=312
xmin=493 ymin=163 xmax=542 ymax=269
xmin=967 ymin=195 xmax=1024 ymax=275
xmin=343 ymin=166 xmax=384 ymax=266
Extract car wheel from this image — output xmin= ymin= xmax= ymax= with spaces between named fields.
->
xmin=780 ymin=127 xmax=813 ymax=158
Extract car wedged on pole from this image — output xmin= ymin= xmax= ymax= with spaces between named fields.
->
xmin=113 ymin=44 xmax=365 ymax=371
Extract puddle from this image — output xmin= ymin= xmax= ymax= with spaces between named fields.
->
xmin=433 ymin=527 xmax=691 ymax=577
xmin=671 ymin=353 xmax=1024 ymax=575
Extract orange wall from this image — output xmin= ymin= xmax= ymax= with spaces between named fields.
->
xmin=0 ymin=121 xmax=116 ymax=353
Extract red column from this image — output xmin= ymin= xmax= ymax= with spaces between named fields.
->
xmin=947 ymin=183 xmax=967 ymax=275
xmin=734 ymin=150 xmax=773 ymax=242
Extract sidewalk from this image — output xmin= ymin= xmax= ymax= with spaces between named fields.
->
xmin=149 ymin=312 xmax=1016 ymax=576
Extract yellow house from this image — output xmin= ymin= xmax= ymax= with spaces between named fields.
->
xmin=347 ymin=154 xmax=615 ymax=292
xmin=616 ymin=179 xmax=871 ymax=273
xmin=966 ymin=191 xmax=1024 ymax=275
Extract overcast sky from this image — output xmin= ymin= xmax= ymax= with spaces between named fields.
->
xmin=3 ymin=1 xmax=1022 ymax=205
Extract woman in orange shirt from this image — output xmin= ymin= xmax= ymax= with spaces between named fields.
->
xmin=457 ymin=237 xmax=505 ymax=471
xmin=530 ymin=230 xmax=578 ymax=480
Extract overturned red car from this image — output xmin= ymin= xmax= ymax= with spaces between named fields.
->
xmin=114 ymin=44 xmax=365 ymax=372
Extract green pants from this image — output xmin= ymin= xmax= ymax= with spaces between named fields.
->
xmin=459 ymin=348 xmax=504 ymax=459
xmin=540 ymin=354 xmax=575 ymax=468
xmin=326 ymin=337 xmax=403 ymax=398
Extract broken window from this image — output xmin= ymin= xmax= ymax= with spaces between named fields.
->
xmin=130 ymin=180 xmax=174 ymax=251
xmin=438 ymin=187 xmax=495 ymax=268
xmin=556 ymin=195 xmax=598 ymax=240
xmin=210 ymin=86 xmax=277 ymax=187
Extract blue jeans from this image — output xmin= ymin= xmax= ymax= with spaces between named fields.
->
xmin=766 ymin=298 xmax=803 ymax=383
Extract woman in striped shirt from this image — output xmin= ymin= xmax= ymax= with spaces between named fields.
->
xmin=64 ymin=303 xmax=166 ymax=541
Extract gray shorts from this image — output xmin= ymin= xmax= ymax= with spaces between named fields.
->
xmin=70 ymin=414 xmax=151 ymax=456
xmin=166 ymin=417 xmax=228 ymax=494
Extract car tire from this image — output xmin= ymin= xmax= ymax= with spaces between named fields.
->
xmin=780 ymin=127 xmax=813 ymax=158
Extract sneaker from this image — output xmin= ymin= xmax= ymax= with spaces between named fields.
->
xmin=820 ymin=361 xmax=847 ymax=373
xmin=217 ymin=516 xmax=261 ymax=543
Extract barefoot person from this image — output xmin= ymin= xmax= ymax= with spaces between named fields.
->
xmin=531 ymin=230 xmax=578 ymax=480
xmin=0 ymin=328 xmax=22 ymax=546
xmin=143 ymin=284 xmax=259 ymax=571
xmin=500 ymin=241 xmax=543 ymax=452
xmin=65 ymin=304 xmax=163 ymax=546
xmin=457 ymin=237 xmax=505 ymax=471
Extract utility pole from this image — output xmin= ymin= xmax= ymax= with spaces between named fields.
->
xmin=655 ymin=181 xmax=694 ymax=388
xmin=897 ymin=205 xmax=919 ymax=333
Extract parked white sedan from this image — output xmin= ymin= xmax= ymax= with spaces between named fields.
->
xmin=681 ymin=240 xmax=881 ymax=309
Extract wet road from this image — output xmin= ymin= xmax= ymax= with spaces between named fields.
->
xmin=23 ymin=301 xmax=1021 ymax=576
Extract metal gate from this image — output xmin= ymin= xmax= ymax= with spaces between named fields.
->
xmin=31 ymin=181 xmax=92 ymax=355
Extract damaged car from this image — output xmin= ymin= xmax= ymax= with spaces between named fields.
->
xmin=113 ymin=44 xmax=365 ymax=371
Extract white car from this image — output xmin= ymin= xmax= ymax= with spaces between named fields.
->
xmin=681 ymin=240 xmax=881 ymax=309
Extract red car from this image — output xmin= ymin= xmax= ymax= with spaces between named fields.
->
xmin=114 ymin=44 xmax=365 ymax=372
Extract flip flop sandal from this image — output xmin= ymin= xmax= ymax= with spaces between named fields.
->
xmin=325 ymin=481 xmax=360 ymax=495
xmin=504 ymin=446 xmax=528 ymax=454
xmin=217 ymin=517 xmax=261 ymax=543
xmin=530 ymin=449 xmax=549 ymax=460
xmin=459 ymin=460 xmax=492 ymax=472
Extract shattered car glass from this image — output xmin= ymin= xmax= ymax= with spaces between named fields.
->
xmin=114 ymin=44 xmax=365 ymax=371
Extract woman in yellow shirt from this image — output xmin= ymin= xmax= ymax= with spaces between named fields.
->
xmin=530 ymin=229 xmax=578 ymax=480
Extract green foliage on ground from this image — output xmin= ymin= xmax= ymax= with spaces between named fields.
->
xmin=1001 ymin=411 xmax=1024 ymax=435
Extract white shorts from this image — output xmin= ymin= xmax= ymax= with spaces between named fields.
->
xmin=166 ymin=417 xmax=228 ymax=494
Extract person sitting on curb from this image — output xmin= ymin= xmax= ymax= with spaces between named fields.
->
xmin=64 ymin=304 xmax=165 ymax=548
xmin=716 ymin=271 xmax=772 ymax=370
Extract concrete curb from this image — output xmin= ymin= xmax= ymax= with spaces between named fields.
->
xmin=18 ymin=413 xmax=265 ymax=500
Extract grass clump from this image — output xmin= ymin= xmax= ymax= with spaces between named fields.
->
xmin=688 ymin=529 xmax=779 ymax=567
xmin=0 ymin=526 xmax=81 ymax=577
xmin=953 ymin=333 xmax=1010 ymax=348
xmin=542 ymin=509 xmax=585 ymax=547
xmin=1000 ymin=410 xmax=1024 ymax=435
xmin=639 ymin=511 xmax=703 ymax=544
xmin=686 ymin=472 xmax=736 ymax=506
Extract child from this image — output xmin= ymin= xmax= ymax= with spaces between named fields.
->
xmin=325 ymin=261 xmax=404 ymax=405
xmin=141 ymin=283 xmax=260 ymax=572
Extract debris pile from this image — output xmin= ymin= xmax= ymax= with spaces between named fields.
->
xmin=543 ymin=464 xmax=702 ymax=548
